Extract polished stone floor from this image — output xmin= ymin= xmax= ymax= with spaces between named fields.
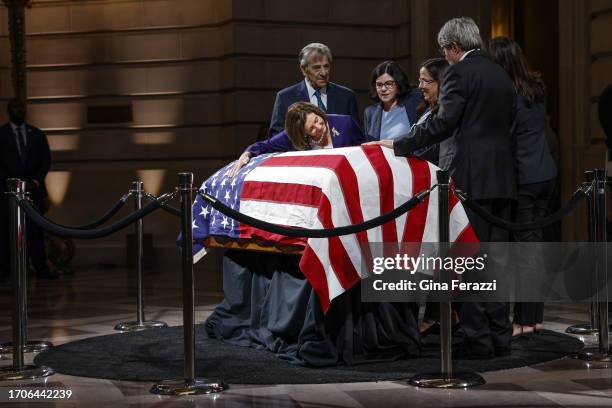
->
xmin=0 ymin=265 xmax=611 ymax=407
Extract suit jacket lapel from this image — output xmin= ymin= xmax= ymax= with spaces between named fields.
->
xmin=400 ymin=92 xmax=418 ymax=125
xmin=371 ymin=104 xmax=383 ymax=140
xmin=297 ymin=80 xmax=309 ymax=103
xmin=325 ymin=82 xmax=335 ymax=112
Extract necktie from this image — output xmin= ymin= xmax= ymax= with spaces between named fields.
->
xmin=16 ymin=126 xmax=27 ymax=162
xmin=313 ymin=90 xmax=326 ymax=112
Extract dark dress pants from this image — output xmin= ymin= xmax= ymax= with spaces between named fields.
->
xmin=461 ymin=198 xmax=512 ymax=354
xmin=512 ymin=179 xmax=555 ymax=326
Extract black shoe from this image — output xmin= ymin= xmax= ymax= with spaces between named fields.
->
xmin=36 ymin=268 xmax=59 ymax=280
xmin=452 ymin=345 xmax=495 ymax=360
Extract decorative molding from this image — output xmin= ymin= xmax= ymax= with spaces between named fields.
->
xmin=22 ymin=87 xmax=370 ymax=104
xmin=0 ymin=18 xmax=409 ymax=39
xmin=53 ymin=156 xmax=240 ymax=165
xmin=42 ymin=121 xmax=267 ymax=135
xmin=1 ymin=52 xmax=411 ymax=71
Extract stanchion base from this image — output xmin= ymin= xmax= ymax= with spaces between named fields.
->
xmin=0 ymin=365 xmax=54 ymax=381
xmin=0 ymin=341 xmax=53 ymax=354
xmin=114 ymin=321 xmax=168 ymax=332
xmin=566 ymin=323 xmax=597 ymax=335
xmin=150 ymin=379 xmax=228 ymax=396
xmin=566 ymin=324 xmax=612 ymax=335
xmin=408 ymin=372 xmax=486 ymax=388
xmin=572 ymin=348 xmax=612 ymax=363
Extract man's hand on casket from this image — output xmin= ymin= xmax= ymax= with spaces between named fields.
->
xmin=228 ymin=151 xmax=252 ymax=178
xmin=362 ymin=140 xmax=393 ymax=149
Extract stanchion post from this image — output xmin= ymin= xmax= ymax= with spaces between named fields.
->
xmin=594 ymin=169 xmax=610 ymax=356
xmin=0 ymin=179 xmax=53 ymax=381
xmin=409 ymin=170 xmax=485 ymax=388
xmin=114 ymin=181 xmax=167 ymax=332
xmin=438 ymin=171 xmax=452 ymax=378
xmin=567 ymin=171 xmax=599 ymax=335
xmin=573 ymin=169 xmax=611 ymax=363
xmin=135 ymin=181 xmax=145 ymax=325
xmin=181 ymin=173 xmax=195 ymax=381
xmin=150 ymin=173 xmax=227 ymax=395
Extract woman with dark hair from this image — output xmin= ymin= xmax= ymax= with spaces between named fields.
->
xmin=229 ymin=101 xmax=363 ymax=176
xmin=363 ymin=61 xmax=421 ymax=141
xmin=488 ymin=37 xmax=556 ymax=337
xmin=413 ymin=58 xmax=463 ymax=336
xmin=412 ymin=58 xmax=453 ymax=167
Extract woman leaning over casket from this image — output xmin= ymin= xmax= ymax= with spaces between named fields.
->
xmin=229 ymin=101 xmax=364 ymax=177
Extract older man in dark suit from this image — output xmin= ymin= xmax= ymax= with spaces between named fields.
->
xmin=367 ymin=17 xmax=516 ymax=359
xmin=0 ymin=98 xmax=56 ymax=281
xmin=268 ymin=42 xmax=360 ymax=136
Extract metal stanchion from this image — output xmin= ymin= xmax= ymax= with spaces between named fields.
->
xmin=566 ymin=171 xmax=606 ymax=335
xmin=115 ymin=181 xmax=167 ymax=332
xmin=0 ymin=179 xmax=53 ymax=381
xmin=151 ymin=173 xmax=227 ymax=395
xmin=409 ymin=170 xmax=485 ymax=388
xmin=573 ymin=169 xmax=611 ymax=363
xmin=0 ymin=181 xmax=54 ymax=356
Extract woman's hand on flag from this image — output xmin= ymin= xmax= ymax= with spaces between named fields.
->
xmin=228 ymin=151 xmax=251 ymax=178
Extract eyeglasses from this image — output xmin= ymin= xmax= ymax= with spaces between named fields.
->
xmin=418 ymin=78 xmax=435 ymax=86
xmin=375 ymin=80 xmax=396 ymax=90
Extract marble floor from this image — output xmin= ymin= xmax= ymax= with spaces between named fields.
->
xmin=0 ymin=265 xmax=611 ymax=407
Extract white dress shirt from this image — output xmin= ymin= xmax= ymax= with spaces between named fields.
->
xmin=304 ymin=79 xmax=327 ymax=110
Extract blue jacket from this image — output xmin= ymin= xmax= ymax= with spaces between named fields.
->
xmin=269 ymin=81 xmax=360 ymax=137
xmin=248 ymin=114 xmax=365 ymax=156
xmin=363 ymin=88 xmax=421 ymax=141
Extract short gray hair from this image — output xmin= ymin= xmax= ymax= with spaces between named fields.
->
xmin=437 ymin=17 xmax=483 ymax=51
xmin=299 ymin=43 xmax=332 ymax=67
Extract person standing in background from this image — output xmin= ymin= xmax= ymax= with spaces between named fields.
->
xmin=488 ymin=37 xmax=557 ymax=336
xmin=0 ymin=98 xmax=57 ymax=281
xmin=268 ymin=43 xmax=360 ymax=136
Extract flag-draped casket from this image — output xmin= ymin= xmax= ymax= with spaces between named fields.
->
xmin=192 ymin=145 xmax=477 ymax=312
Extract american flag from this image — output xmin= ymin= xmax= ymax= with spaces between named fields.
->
xmin=192 ymin=145 xmax=477 ymax=312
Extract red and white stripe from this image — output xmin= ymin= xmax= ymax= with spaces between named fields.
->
xmin=239 ymin=145 xmax=476 ymax=312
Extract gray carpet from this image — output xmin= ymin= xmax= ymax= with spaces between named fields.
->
xmin=34 ymin=325 xmax=583 ymax=384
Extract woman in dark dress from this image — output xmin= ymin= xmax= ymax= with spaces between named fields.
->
xmin=489 ymin=37 xmax=557 ymax=336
